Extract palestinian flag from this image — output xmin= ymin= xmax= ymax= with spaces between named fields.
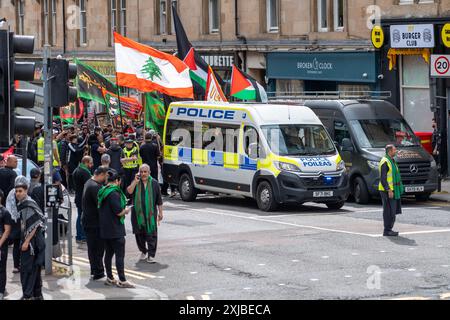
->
xmin=75 ymin=59 xmax=117 ymax=105
xmin=144 ymin=92 xmax=166 ymax=135
xmin=230 ymin=64 xmax=268 ymax=102
xmin=172 ymin=5 xmax=224 ymax=97
xmin=102 ymin=88 xmax=143 ymax=120
xmin=114 ymin=32 xmax=193 ymax=99
xmin=59 ymin=100 xmax=84 ymax=124
xmin=205 ymin=66 xmax=227 ymax=102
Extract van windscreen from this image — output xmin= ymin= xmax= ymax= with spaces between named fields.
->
xmin=349 ymin=119 xmax=421 ymax=148
xmin=261 ymin=125 xmax=336 ymax=157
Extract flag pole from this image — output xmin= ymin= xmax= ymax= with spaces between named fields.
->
xmin=113 ymin=32 xmax=125 ymax=133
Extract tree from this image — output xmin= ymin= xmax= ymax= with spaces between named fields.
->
xmin=141 ymin=57 xmax=163 ymax=81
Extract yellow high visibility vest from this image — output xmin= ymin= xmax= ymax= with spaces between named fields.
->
xmin=37 ymin=137 xmax=45 ymax=162
xmin=378 ymin=156 xmax=394 ymax=191
xmin=123 ymin=147 xmax=139 ymax=169
xmin=53 ymin=140 xmax=60 ymax=167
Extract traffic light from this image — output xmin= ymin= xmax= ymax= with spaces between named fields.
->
xmin=0 ymin=29 xmax=36 ymax=147
xmin=49 ymin=58 xmax=77 ymax=109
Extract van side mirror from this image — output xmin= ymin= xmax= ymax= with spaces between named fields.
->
xmin=341 ymin=138 xmax=353 ymax=152
xmin=248 ymin=143 xmax=259 ymax=159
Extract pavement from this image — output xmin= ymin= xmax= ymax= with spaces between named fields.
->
xmin=429 ymin=178 xmax=450 ymax=202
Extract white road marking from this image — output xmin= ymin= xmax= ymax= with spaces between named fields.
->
xmin=224 ymin=268 xmax=231 ymax=271
xmin=72 ymin=260 xmax=145 ymax=280
xmin=379 ymin=250 xmax=386 ymax=253
xmin=310 ymin=279 xmax=319 ymax=282
xmin=407 ymin=268 xmax=416 ymax=272
xmin=278 ymin=283 xmax=286 ymax=286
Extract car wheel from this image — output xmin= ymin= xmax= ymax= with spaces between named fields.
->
xmin=353 ymin=177 xmax=370 ymax=204
xmin=256 ymin=181 xmax=278 ymax=212
xmin=179 ymin=173 xmax=197 ymax=202
xmin=326 ymin=201 xmax=345 ymax=210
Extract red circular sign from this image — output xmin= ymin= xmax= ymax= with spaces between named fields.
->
xmin=434 ymin=56 xmax=450 ymax=75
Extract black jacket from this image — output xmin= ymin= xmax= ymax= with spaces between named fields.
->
xmin=0 ymin=167 xmax=17 ymax=206
xmin=73 ymin=166 xmax=92 ymax=208
xmin=81 ymin=179 xmax=102 ymax=229
xmin=107 ymin=145 xmax=123 ymax=173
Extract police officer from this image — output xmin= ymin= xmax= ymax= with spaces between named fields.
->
xmin=379 ymin=144 xmax=403 ymax=237
xmin=36 ymin=134 xmax=45 ymax=167
xmin=121 ymin=138 xmax=139 ymax=196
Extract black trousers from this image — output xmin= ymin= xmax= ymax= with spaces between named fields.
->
xmin=11 ymin=238 xmax=20 ymax=269
xmin=104 ymin=238 xmax=126 ymax=282
xmin=0 ymin=242 xmax=8 ymax=294
xmin=135 ymin=229 xmax=158 ymax=258
xmin=20 ymin=251 xmax=43 ymax=299
xmin=85 ymin=228 xmax=105 ymax=278
xmin=380 ymin=191 xmax=401 ymax=232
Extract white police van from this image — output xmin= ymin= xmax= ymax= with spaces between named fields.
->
xmin=162 ymin=101 xmax=350 ymax=211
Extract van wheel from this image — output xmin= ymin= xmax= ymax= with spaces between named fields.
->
xmin=256 ymin=181 xmax=278 ymax=212
xmin=353 ymin=177 xmax=370 ymax=204
xmin=415 ymin=193 xmax=431 ymax=202
xmin=179 ymin=173 xmax=197 ymax=202
xmin=326 ymin=201 xmax=345 ymax=210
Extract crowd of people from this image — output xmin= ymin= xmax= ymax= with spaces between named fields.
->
xmin=0 ymin=118 xmax=169 ymax=299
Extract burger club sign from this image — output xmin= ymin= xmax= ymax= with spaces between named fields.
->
xmin=390 ymin=24 xmax=435 ymax=48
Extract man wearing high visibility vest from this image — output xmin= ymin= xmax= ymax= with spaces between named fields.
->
xmin=121 ymin=138 xmax=139 ymax=196
xmin=378 ymin=144 xmax=404 ymax=237
xmin=36 ymin=135 xmax=45 ymax=167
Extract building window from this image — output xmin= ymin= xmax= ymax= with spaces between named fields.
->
xmin=317 ymin=0 xmax=328 ymax=32
xmin=79 ymin=0 xmax=87 ymax=45
xmin=399 ymin=0 xmax=414 ymax=4
xmin=120 ymin=0 xmax=127 ymax=36
xmin=209 ymin=0 xmax=219 ymax=33
xmin=333 ymin=0 xmax=344 ymax=31
xmin=17 ymin=0 xmax=25 ymax=35
xmin=42 ymin=0 xmax=49 ymax=45
xmin=160 ymin=0 xmax=167 ymax=34
xmin=266 ymin=0 xmax=279 ymax=33
xmin=170 ymin=0 xmax=178 ymax=35
xmin=111 ymin=0 xmax=117 ymax=35
xmin=51 ymin=0 xmax=57 ymax=45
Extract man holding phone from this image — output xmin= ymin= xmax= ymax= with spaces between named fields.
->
xmin=127 ymin=164 xmax=163 ymax=263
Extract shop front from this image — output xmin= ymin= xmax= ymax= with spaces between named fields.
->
xmin=266 ymin=51 xmax=378 ymax=96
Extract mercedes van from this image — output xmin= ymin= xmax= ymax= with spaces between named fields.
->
xmin=304 ymin=100 xmax=438 ymax=204
xmin=162 ymin=101 xmax=350 ymax=212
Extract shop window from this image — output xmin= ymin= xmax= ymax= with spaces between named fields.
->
xmin=401 ymin=55 xmax=433 ymax=132
xmin=317 ymin=0 xmax=328 ymax=32
xmin=275 ymin=79 xmax=304 ymax=95
xmin=333 ymin=0 xmax=344 ymax=31
xmin=266 ymin=0 xmax=279 ymax=33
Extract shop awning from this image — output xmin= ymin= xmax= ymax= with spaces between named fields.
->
xmin=387 ymin=48 xmax=430 ymax=70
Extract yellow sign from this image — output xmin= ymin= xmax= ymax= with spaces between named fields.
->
xmin=371 ymin=25 xmax=384 ymax=49
xmin=441 ymin=23 xmax=450 ymax=48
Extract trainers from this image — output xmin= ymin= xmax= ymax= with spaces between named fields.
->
xmin=117 ymin=280 xmax=136 ymax=289
xmin=146 ymin=256 xmax=156 ymax=264
xmin=105 ymin=277 xmax=117 ymax=286
xmin=140 ymin=253 xmax=147 ymax=261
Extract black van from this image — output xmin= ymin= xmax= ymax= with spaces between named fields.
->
xmin=304 ymin=100 xmax=438 ymax=204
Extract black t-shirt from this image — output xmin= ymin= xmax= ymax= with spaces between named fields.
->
xmin=81 ymin=179 xmax=102 ymax=229
xmin=73 ymin=166 xmax=92 ymax=207
xmin=140 ymin=142 xmax=160 ymax=172
xmin=0 ymin=167 xmax=17 ymax=206
xmin=98 ymin=191 xmax=126 ymax=239
xmin=0 ymin=206 xmax=12 ymax=239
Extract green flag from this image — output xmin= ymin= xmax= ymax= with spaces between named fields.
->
xmin=144 ymin=92 xmax=166 ymax=135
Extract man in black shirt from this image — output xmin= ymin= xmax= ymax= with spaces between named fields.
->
xmin=140 ymin=133 xmax=161 ymax=181
xmin=0 ymin=155 xmax=18 ymax=206
xmin=82 ymin=166 xmax=108 ymax=281
xmin=73 ymin=156 xmax=93 ymax=243
xmin=107 ymin=138 xmax=123 ymax=174
xmin=0 ymin=190 xmax=12 ymax=300
xmin=97 ymin=169 xmax=134 ymax=288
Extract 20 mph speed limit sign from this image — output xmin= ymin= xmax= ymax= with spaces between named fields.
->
xmin=431 ymin=54 xmax=450 ymax=77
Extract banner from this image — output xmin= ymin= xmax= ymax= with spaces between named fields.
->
xmin=144 ymin=92 xmax=166 ymax=135
xmin=59 ymin=100 xmax=84 ymax=124
xmin=102 ymin=89 xmax=143 ymax=121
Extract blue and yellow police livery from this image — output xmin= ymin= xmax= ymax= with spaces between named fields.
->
xmin=162 ymin=101 xmax=350 ymax=211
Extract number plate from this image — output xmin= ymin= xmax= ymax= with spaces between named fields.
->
xmin=404 ymin=186 xmax=425 ymax=193
xmin=313 ymin=191 xmax=334 ymax=197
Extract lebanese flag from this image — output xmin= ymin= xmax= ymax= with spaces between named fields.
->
xmin=114 ymin=32 xmax=193 ymax=99
xmin=205 ymin=66 xmax=227 ymax=102
xmin=230 ymin=64 xmax=268 ymax=102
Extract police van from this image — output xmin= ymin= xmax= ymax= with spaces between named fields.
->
xmin=162 ymin=102 xmax=350 ymax=211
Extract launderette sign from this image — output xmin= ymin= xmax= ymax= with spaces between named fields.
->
xmin=390 ymin=24 xmax=435 ymax=48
